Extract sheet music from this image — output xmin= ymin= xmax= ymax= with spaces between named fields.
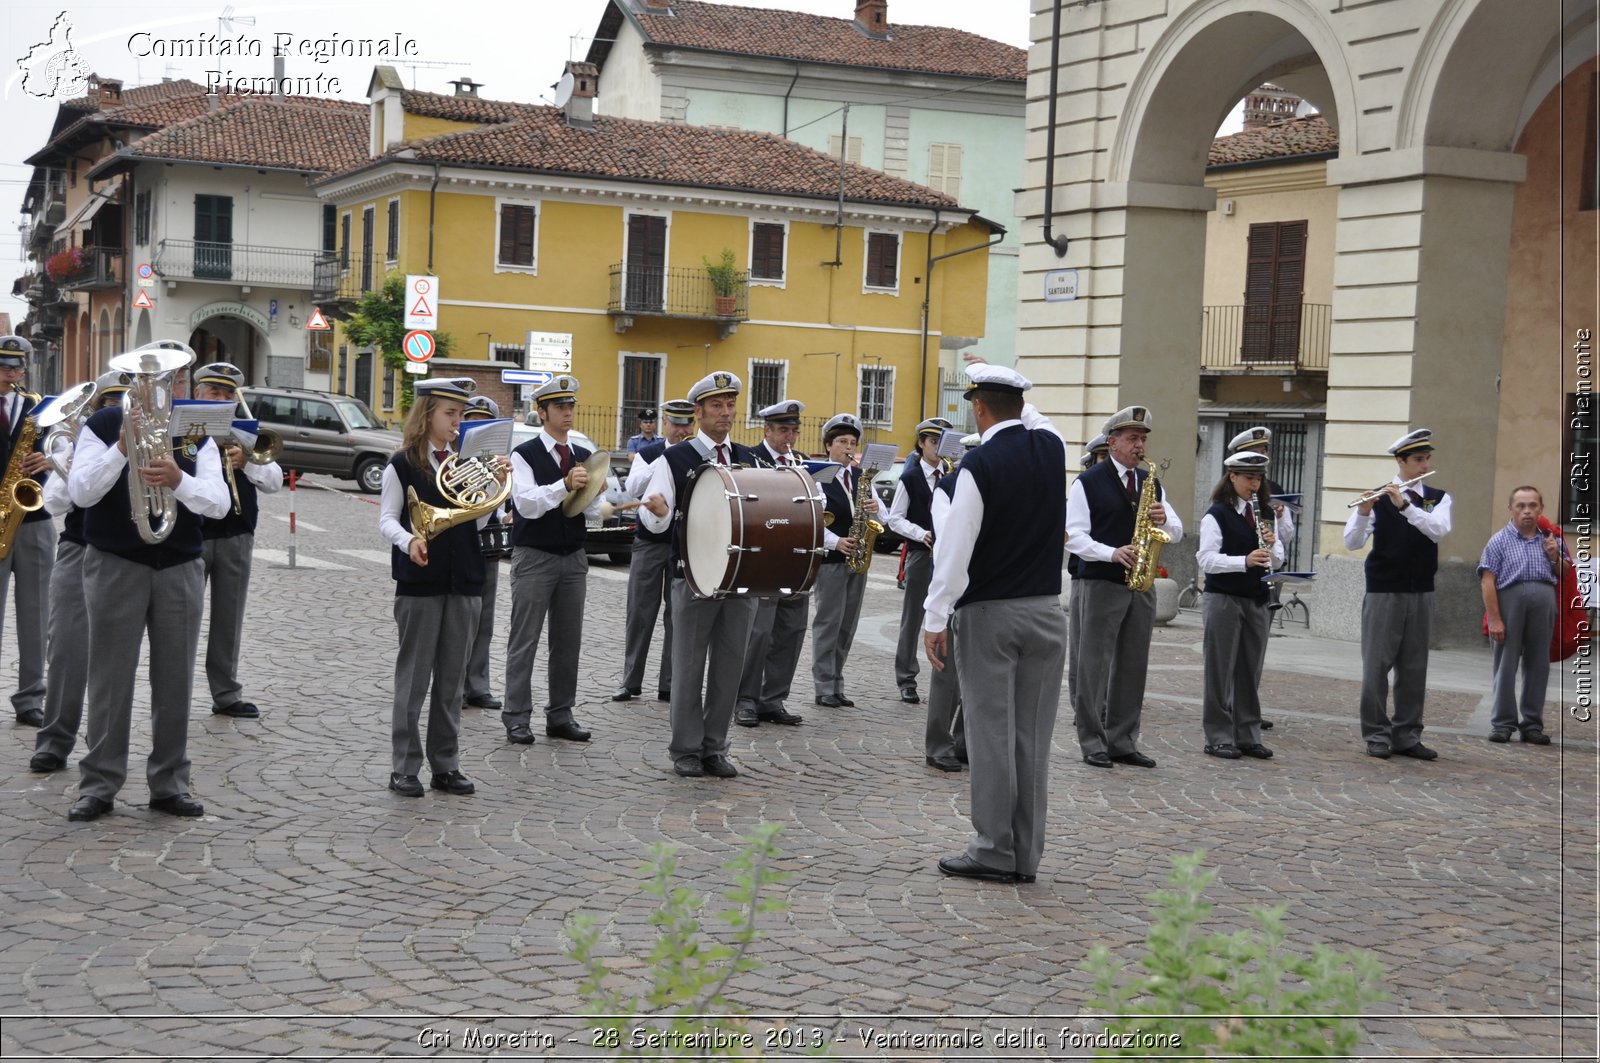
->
xmin=935 ymin=429 xmax=966 ymax=461
xmin=457 ymin=418 xmax=513 ymax=461
xmin=231 ymin=418 xmax=260 ymax=450
xmin=168 ymin=400 xmax=236 ymax=439
xmin=802 ymin=460 xmax=843 ymax=485
xmin=858 ymin=442 xmax=898 ymax=472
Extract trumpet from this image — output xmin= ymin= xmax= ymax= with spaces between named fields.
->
xmin=1347 ymin=470 xmax=1435 ymax=508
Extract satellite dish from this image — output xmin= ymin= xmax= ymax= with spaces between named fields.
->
xmin=553 ymin=71 xmax=575 ymax=107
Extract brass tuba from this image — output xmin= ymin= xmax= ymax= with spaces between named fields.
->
xmin=1124 ymin=458 xmax=1173 ymax=593
xmin=36 ymin=380 xmax=96 ymax=479
xmin=110 ymin=347 xmax=193 ymax=544
xmin=0 ymin=390 xmax=44 ymax=561
xmin=406 ymin=450 xmax=512 ymax=545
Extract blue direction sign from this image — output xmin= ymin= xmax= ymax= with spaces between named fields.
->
xmin=402 ymin=330 xmax=436 ymax=362
xmin=500 ymin=369 xmax=554 ymax=385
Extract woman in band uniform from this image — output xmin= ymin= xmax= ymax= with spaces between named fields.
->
xmin=810 ymin=413 xmax=877 ymax=708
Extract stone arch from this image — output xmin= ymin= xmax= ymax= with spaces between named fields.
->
xmin=96 ymin=308 xmax=110 ymax=364
xmin=133 ymin=308 xmax=151 ymax=348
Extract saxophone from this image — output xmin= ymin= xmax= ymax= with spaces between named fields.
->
xmin=1124 ymin=458 xmax=1172 ymax=593
xmin=0 ymin=410 xmax=45 ymax=561
xmin=845 ymin=460 xmax=885 ymax=574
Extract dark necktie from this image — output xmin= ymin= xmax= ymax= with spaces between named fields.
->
xmin=932 ymin=467 xmax=941 ymax=488
xmin=1125 ymin=470 xmax=1137 ymax=500
xmin=0 ymin=395 xmax=11 ymax=438
xmin=715 ymin=444 xmax=727 ymax=466
xmin=1406 ymin=490 xmax=1422 ymax=508
xmin=432 ymin=448 xmax=448 ymax=465
xmin=1245 ymin=501 xmax=1255 ymax=525
xmin=554 ymin=443 xmax=571 ymax=473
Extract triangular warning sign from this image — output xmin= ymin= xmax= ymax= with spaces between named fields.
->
xmin=306 ymin=307 xmax=330 ymax=331
xmin=409 ymin=295 xmax=433 ymax=318
xmin=131 ymin=290 xmax=153 ymax=309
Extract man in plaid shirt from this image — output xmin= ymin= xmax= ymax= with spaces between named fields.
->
xmin=1479 ymin=486 xmax=1570 ymax=745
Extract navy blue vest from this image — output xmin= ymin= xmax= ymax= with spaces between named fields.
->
xmin=633 ymin=438 xmax=672 ymax=545
xmin=954 ymin=425 xmax=1065 ymax=609
xmin=664 ymin=438 xmax=756 ymax=575
xmin=819 ymin=472 xmax=858 ymax=566
xmin=898 ymin=460 xmax=936 ymax=552
xmin=61 ymin=506 xmax=87 ymax=546
xmin=202 ymin=451 xmax=260 ymax=539
xmin=510 ymin=437 xmax=587 ymax=555
xmin=1203 ymin=501 xmax=1269 ymax=601
xmin=388 ymin=452 xmax=485 ymax=597
xmin=1077 ymin=458 xmax=1155 ymax=584
xmin=2 ymin=394 xmax=53 ymax=527
xmin=1365 ymin=484 xmax=1445 ymax=593
xmin=80 ymin=406 xmax=205 ymax=568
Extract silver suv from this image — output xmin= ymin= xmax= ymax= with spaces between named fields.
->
xmin=240 ymin=386 xmax=401 ymax=493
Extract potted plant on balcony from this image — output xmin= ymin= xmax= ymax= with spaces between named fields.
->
xmin=45 ymin=246 xmax=88 ymax=284
xmin=704 ymin=249 xmax=739 ymax=316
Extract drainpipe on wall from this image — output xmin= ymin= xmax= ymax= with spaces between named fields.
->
xmin=426 ymin=162 xmax=440 ymax=273
xmin=781 ymin=64 xmax=801 ymax=137
xmin=1041 ymin=0 xmax=1070 ymax=258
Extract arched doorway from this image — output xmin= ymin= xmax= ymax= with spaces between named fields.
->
xmin=186 ymin=301 xmax=272 ymax=383
xmin=133 ymin=308 xmax=152 ymax=349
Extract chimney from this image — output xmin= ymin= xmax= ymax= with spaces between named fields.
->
xmin=449 ymin=77 xmax=482 ymax=98
xmin=98 ymin=77 xmax=123 ymax=107
xmin=207 ymin=91 xmax=220 ymax=113
xmin=272 ymin=47 xmax=285 ymax=102
xmin=854 ymin=0 xmax=888 ymax=37
xmin=1242 ymin=83 xmax=1302 ymax=130
xmin=561 ymin=60 xmax=599 ymax=127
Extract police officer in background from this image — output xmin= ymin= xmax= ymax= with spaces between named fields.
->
xmin=885 ymin=417 xmax=953 ymax=705
xmin=626 ymin=409 xmax=659 ymax=456
xmin=0 ymin=336 xmax=55 ymax=727
xmin=924 ymin=364 xmax=1067 ymax=882
xmin=194 ymin=362 xmax=283 ymax=720
xmin=734 ymin=399 xmax=809 ymax=728
xmin=460 ymin=395 xmax=507 ymax=712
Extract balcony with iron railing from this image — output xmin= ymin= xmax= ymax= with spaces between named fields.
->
xmin=310 ymin=253 xmax=389 ymax=310
xmin=1199 ymin=303 xmax=1331 ymax=372
xmin=52 ymin=247 xmax=124 ymax=292
xmin=154 ymin=239 xmax=321 ymax=288
xmin=606 ymin=265 xmax=749 ymax=333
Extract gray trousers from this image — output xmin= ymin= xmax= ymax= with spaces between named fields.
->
xmin=1490 ymin=581 xmax=1557 ymax=734
xmin=1 ymin=520 xmax=54 ymax=714
xmin=34 ymin=539 xmax=87 ymax=760
xmin=1072 ymin=579 xmax=1155 ymax=757
xmin=621 ymin=539 xmax=673 ymax=693
xmin=391 ymin=593 xmax=478 ymax=775
xmin=954 ymin=597 xmax=1066 ymax=877
xmin=925 ymin=619 xmax=965 ymax=760
xmin=668 ymin=579 xmax=758 ymax=759
xmin=464 ymin=554 xmax=500 ymax=701
xmin=78 ymin=548 xmax=203 ymax=803
xmin=737 ymin=595 xmax=810 ymax=715
xmin=811 ymin=563 xmax=866 ymax=700
xmin=1201 ymin=592 xmax=1269 ymax=748
xmin=895 ymin=548 xmax=932 ymax=691
xmin=1066 ymin=577 xmax=1084 ymax=705
xmin=503 ymin=546 xmax=588 ymax=728
xmin=1359 ymin=591 xmax=1433 ymax=750
xmin=201 ymin=533 xmax=253 ymax=710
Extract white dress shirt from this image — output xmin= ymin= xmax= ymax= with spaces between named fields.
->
xmin=242 ymin=457 xmax=284 ymax=494
xmin=639 ymin=431 xmax=730 ymax=535
xmin=1065 ymin=455 xmax=1185 ymax=563
xmin=1197 ymin=497 xmax=1285 ymax=574
xmin=886 ymin=458 xmax=939 ymax=545
xmin=43 ymin=466 xmax=72 ymax=517
xmin=512 ymin=431 xmax=601 ymax=522
xmin=1343 ymin=476 xmax=1452 ymax=550
xmin=67 ymin=423 xmax=231 ymax=519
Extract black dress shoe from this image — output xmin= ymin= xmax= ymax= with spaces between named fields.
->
xmin=611 ymin=687 xmax=640 ymax=702
xmin=1365 ymin=742 xmax=1392 ymax=759
xmin=464 ymin=694 xmax=503 ymax=710
xmin=1523 ymin=731 xmax=1551 ymax=746
xmin=900 ymin=688 xmax=921 ymax=704
xmin=1260 ymin=719 xmax=1275 ymax=730
xmin=814 ymin=695 xmax=842 ymax=708
xmin=389 ymin=773 xmax=424 ymax=797
xmin=955 ymin=748 xmax=968 ymax=764
xmin=15 ymin=707 xmax=44 ymax=727
xmin=925 ymin=756 xmax=962 ymax=772
xmin=656 ymin=689 xmax=671 ymax=701
xmin=213 ymin=702 xmax=259 ymax=719
xmin=68 ymin=795 xmax=113 ymax=821
xmin=1239 ymin=744 xmax=1274 ymax=759
xmin=506 ymin=724 xmax=536 ymax=745
xmin=546 ymin=721 xmax=591 ymax=743
xmin=149 ymin=793 xmax=205 ymax=817
xmin=673 ymin=754 xmax=705 ymax=777
xmin=836 ymin=696 xmax=855 ymax=707
xmin=702 ymin=754 xmax=739 ymax=778
xmin=1082 ymin=751 xmax=1113 ymax=768
xmin=1394 ymin=743 xmax=1437 ymax=760
xmin=937 ymin=854 xmax=1015 ymax=882
xmin=1015 ymin=873 xmax=1038 ymax=884
xmin=1204 ymin=743 xmax=1241 ymax=759
xmin=758 ymin=707 xmax=803 ymax=726
xmin=1111 ymin=751 xmax=1157 ymax=768
xmin=734 ymin=706 xmax=760 ymax=728
xmin=29 ymin=750 xmax=64 ymax=773
xmin=430 ymin=770 xmax=476 ymax=795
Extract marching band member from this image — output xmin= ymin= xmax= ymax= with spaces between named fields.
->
xmin=1225 ymin=426 xmax=1291 ymax=728
xmin=0 ymin=336 xmax=55 ymax=728
xmin=65 ymin=353 xmax=230 ymax=822
xmin=810 ymin=413 xmax=877 ymax=709
xmin=194 ymin=362 xmax=282 ymax=720
xmin=1066 ymin=406 xmax=1183 ymax=770
xmin=1197 ymin=451 xmax=1282 ymax=760
xmin=924 ymin=364 xmax=1067 ymax=882
xmin=377 ymin=377 xmax=491 ymax=798
xmin=639 ymin=371 xmax=758 ymax=778
xmin=734 ymin=399 xmax=809 ymax=728
xmin=885 ymin=417 xmax=953 ymax=706
xmin=1344 ymin=428 xmax=1451 ymax=760
xmin=615 ymin=398 xmax=695 ymax=702
xmin=921 ymin=434 xmax=970 ymax=773
xmin=30 ymin=371 xmax=129 ymax=773
xmin=503 ymin=375 xmax=599 ymax=745
xmin=1066 ymin=434 xmax=1108 ymax=706
xmin=460 ymin=395 xmax=507 ymax=713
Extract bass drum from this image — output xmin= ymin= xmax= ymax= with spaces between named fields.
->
xmin=680 ymin=464 xmax=823 ymax=599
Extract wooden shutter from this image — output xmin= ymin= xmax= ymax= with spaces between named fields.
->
xmin=386 ymin=200 xmax=399 ymax=260
xmin=625 ymin=214 xmax=666 ymax=310
xmin=867 ymin=232 xmax=897 ymax=288
xmin=929 ymin=143 xmax=962 ymax=198
xmin=752 ymin=223 xmax=784 ymax=280
xmin=1241 ymin=220 xmax=1307 ymax=363
xmin=498 ymin=205 xmax=535 ymax=266
xmin=828 ymin=135 xmax=863 ymax=164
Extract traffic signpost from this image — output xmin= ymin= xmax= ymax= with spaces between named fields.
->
xmin=404 ymin=275 xmax=440 ymax=330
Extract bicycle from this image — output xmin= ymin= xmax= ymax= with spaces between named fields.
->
xmin=1176 ymin=573 xmax=1203 ymax=611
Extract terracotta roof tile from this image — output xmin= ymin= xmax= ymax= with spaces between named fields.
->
xmin=123 ymin=98 xmax=370 ymax=174
xmin=359 ymin=106 xmax=959 ymax=209
xmin=631 ymin=1 xmax=1025 ymax=82
xmin=399 ymin=90 xmax=538 ymax=124
xmin=60 ymin=77 xmax=206 ymax=111
xmin=1208 ymin=115 xmax=1338 ymax=167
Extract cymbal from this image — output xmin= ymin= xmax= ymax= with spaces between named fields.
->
xmin=561 ymin=451 xmax=611 ymax=517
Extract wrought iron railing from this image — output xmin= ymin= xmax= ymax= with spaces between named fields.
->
xmin=606 ymin=264 xmax=749 ymax=321
xmin=154 ymin=239 xmax=321 ymax=287
xmin=56 ymin=247 xmax=124 ymax=291
xmin=311 ymin=253 xmax=387 ymax=304
xmin=1200 ymin=303 xmax=1331 ymax=371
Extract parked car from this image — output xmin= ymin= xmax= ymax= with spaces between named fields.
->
xmin=509 ymin=425 xmax=635 ymax=565
xmin=240 ymin=386 xmax=400 ymax=493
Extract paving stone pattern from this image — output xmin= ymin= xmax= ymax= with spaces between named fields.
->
xmin=2 ymin=477 xmax=1596 ymax=1059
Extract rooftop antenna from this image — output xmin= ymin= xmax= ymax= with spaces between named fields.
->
xmin=218 ymin=6 xmax=256 ymax=37
xmin=400 ymin=60 xmax=474 ymax=90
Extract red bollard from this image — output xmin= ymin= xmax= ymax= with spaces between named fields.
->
xmin=287 ymin=470 xmax=298 ymax=569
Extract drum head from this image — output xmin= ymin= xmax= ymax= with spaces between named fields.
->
xmin=683 ymin=466 xmax=734 ymax=596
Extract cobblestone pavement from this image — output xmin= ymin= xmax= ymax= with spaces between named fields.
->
xmin=2 ymin=476 xmax=1596 ymax=1060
